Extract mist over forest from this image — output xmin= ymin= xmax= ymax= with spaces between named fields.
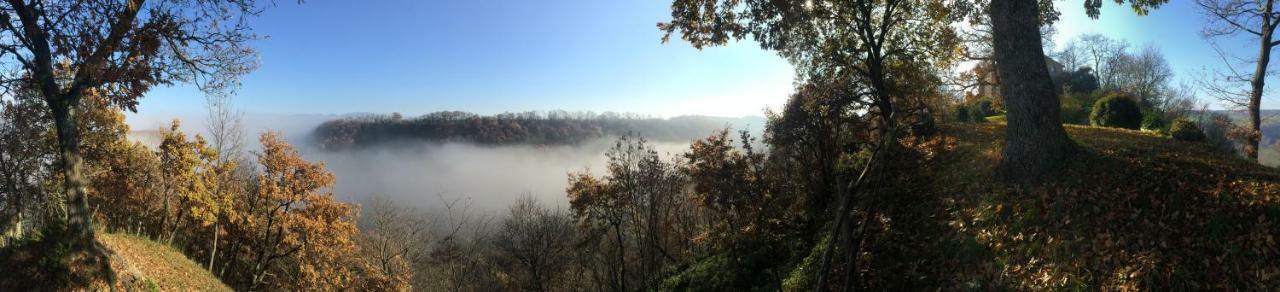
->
xmin=308 ymin=137 xmax=692 ymax=212
xmin=129 ymin=111 xmax=765 ymax=211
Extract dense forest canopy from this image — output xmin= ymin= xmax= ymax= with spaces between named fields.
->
xmin=310 ymin=111 xmax=766 ymax=150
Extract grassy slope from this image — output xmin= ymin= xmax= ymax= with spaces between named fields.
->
xmin=925 ymin=123 xmax=1280 ymax=290
xmin=98 ymin=233 xmax=231 ymax=291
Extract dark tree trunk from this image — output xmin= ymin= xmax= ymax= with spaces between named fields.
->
xmin=48 ymin=97 xmax=97 ymax=248
xmin=1246 ymin=0 xmax=1274 ymax=161
xmin=989 ymin=0 xmax=1073 ymax=181
xmin=614 ymin=223 xmax=626 ymax=292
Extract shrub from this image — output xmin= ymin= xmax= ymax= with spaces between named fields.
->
xmin=1170 ymin=118 xmax=1206 ymax=142
xmin=950 ymin=98 xmax=998 ymax=123
xmin=968 ymin=109 xmax=986 ymax=122
xmin=953 ymin=106 xmax=971 ymax=122
xmin=1142 ymin=112 xmax=1165 ymax=132
xmin=971 ymin=99 xmax=995 ymax=121
xmin=951 ymin=98 xmax=999 ymax=123
xmin=1060 ymin=92 xmax=1088 ymax=124
xmin=1089 ymin=93 xmax=1142 ymax=129
xmin=1201 ymin=113 xmax=1237 ymax=153
xmin=1061 ymin=91 xmax=1105 ymax=125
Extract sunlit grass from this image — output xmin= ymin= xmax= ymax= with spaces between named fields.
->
xmin=98 ymin=233 xmax=231 ymax=292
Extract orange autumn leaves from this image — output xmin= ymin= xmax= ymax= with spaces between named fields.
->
xmin=86 ymin=113 xmax=404 ymax=290
xmin=248 ymin=132 xmax=359 ymax=290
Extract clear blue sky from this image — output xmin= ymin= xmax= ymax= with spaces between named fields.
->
xmin=129 ymin=0 xmax=1269 ymax=125
xmin=131 ymin=0 xmax=794 ymax=123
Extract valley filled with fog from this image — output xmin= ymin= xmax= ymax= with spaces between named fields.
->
xmin=305 ymin=137 xmax=692 ymax=212
xmin=127 ymin=111 xmax=763 ymax=212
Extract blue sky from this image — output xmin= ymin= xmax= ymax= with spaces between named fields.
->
xmin=131 ymin=0 xmax=794 ymax=123
xmin=129 ymin=0 xmax=1269 ymax=125
xmin=1053 ymin=0 xmax=1241 ymax=104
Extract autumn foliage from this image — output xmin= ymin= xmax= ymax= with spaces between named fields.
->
xmin=0 ymin=95 xmax=408 ymax=290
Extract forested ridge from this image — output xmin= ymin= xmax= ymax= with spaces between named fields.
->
xmin=311 ymin=111 xmax=765 ymax=150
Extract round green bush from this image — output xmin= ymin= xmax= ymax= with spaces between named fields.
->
xmin=1142 ymin=112 xmax=1165 ymax=131
xmin=1089 ymin=93 xmax=1142 ymax=129
xmin=1170 ymin=119 xmax=1206 ymax=142
xmin=953 ymin=106 xmax=970 ymax=122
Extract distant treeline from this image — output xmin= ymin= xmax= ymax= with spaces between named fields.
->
xmin=311 ymin=110 xmax=765 ymax=150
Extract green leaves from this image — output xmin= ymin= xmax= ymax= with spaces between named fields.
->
xmin=1084 ymin=0 xmax=1169 ymax=19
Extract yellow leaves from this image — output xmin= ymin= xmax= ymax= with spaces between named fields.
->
xmin=246 ymin=131 xmax=362 ymax=291
xmin=157 ymin=120 xmax=222 ymax=228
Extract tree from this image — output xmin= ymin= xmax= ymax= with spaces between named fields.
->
xmin=1196 ymin=0 xmax=1280 ymax=161
xmin=91 ymin=138 xmax=160 ymax=237
xmin=661 ymin=0 xmax=956 ymax=132
xmin=985 ymin=0 xmax=1075 ymax=181
xmin=492 ymin=196 xmax=576 ymax=291
xmin=155 ymin=120 xmax=210 ymax=245
xmin=228 ymin=132 xmax=365 ymax=291
xmin=358 ymin=195 xmax=427 ymax=290
xmin=0 ymin=0 xmax=262 ymax=257
xmin=952 ymin=0 xmax=1058 ymax=98
xmin=974 ymin=0 xmax=1165 ymax=181
xmin=660 ymin=1 xmax=960 ymax=289
xmin=567 ymin=134 xmax=696 ymax=291
xmin=566 ymin=170 xmax=625 ymax=291
xmin=77 ymin=94 xmax=160 ymax=238
xmin=1053 ymin=40 xmax=1086 ymax=71
xmin=201 ymin=93 xmax=249 ymax=271
xmin=0 ymin=95 xmax=49 ymax=244
xmin=1113 ymin=44 xmax=1172 ymax=108
xmin=1073 ymin=34 xmax=1131 ymax=89
xmin=1063 ymin=67 xmax=1101 ymax=94
xmin=205 ymin=94 xmax=248 ymax=170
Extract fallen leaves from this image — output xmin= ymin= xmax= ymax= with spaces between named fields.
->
xmin=929 ymin=124 xmax=1280 ymax=290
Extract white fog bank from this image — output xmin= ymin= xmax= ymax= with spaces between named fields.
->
xmin=301 ymin=138 xmax=692 ymax=213
xmin=128 ymin=112 xmax=733 ymax=212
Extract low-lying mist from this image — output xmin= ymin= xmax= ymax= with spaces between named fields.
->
xmin=301 ymin=137 xmax=692 ymax=213
xmin=129 ymin=111 xmax=751 ymax=213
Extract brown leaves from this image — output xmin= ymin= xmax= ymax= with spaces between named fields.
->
xmin=936 ymin=124 xmax=1280 ymax=290
xmin=242 ymin=131 xmax=366 ymax=291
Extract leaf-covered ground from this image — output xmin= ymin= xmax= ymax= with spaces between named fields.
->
xmin=921 ymin=123 xmax=1280 ymax=290
xmin=98 ymin=233 xmax=231 ymax=291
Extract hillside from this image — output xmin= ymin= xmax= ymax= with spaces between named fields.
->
xmin=310 ymin=111 xmax=767 ymax=150
xmin=910 ymin=123 xmax=1280 ymax=289
xmin=0 ymin=232 xmax=231 ymax=291
xmin=98 ymin=233 xmax=232 ymax=291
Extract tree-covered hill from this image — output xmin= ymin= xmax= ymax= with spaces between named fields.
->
xmin=310 ymin=111 xmax=767 ymax=150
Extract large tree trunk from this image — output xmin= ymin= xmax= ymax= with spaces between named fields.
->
xmin=48 ymin=97 xmax=97 ymax=248
xmin=1245 ymin=3 xmax=1273 ymax=161
xmin=989 ymin=0 xmax=1073 ymax=181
